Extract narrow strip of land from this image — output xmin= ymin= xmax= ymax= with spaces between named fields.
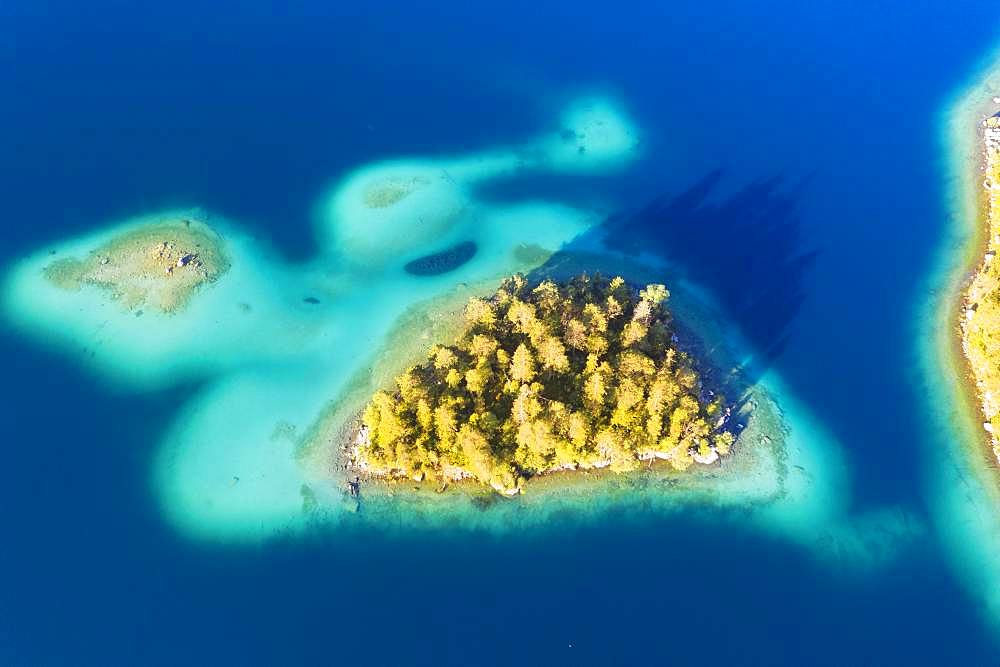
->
xmin=961 ymin=111 xmax=1000 ymax=463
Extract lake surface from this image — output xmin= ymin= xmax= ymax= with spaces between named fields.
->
xmin=3 ymin=1 xmax=1000 ymax=663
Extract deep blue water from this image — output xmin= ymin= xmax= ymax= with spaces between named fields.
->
xmin=3 ymin=1 xmax=1000 ymax=663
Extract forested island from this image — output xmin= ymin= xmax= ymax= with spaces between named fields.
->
xmin=962 ymin=113 xmax=1000 ymax=464
xmin=353 ymin=273 xmax=735 ymax=495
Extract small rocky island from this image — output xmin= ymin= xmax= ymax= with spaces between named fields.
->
xmin=963 ymin=112 xmax=1000 ymax=464
xmin=352 ymin=273 xmax=735 ymax=495
xmin=42 ymin=217 xmax=230 ymax=313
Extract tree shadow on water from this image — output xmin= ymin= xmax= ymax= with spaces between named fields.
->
xmin=530 ymin=169 xmax=818 ymax=392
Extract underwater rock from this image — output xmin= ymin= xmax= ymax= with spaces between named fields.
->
xmin=404 ymin=241 xmax=477 ymax=276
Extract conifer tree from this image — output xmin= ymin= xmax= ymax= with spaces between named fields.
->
xmin=510 ymin=343 xmax=536 ymax=384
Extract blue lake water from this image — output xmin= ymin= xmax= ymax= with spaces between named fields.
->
xmin=3 ymin=1 xmax=1000 ymax=663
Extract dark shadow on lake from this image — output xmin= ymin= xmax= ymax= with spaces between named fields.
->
xmin=524 ymin=169 xmax=816 ymax=409
xmin=600 ymin=169 xmax=817 ymax=364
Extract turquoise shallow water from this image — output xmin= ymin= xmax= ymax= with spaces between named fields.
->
xmin=3 ymin=1 xmax=1000 ymax=663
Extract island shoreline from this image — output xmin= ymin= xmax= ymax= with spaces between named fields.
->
xmin=947 ymin=80 xmax=1000 ymax=486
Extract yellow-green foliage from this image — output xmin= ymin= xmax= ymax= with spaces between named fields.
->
xmin=965 ymin=128 xmax=1000 ymax=442
xmin=360 ymin=273 xmax=732 ymax=492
